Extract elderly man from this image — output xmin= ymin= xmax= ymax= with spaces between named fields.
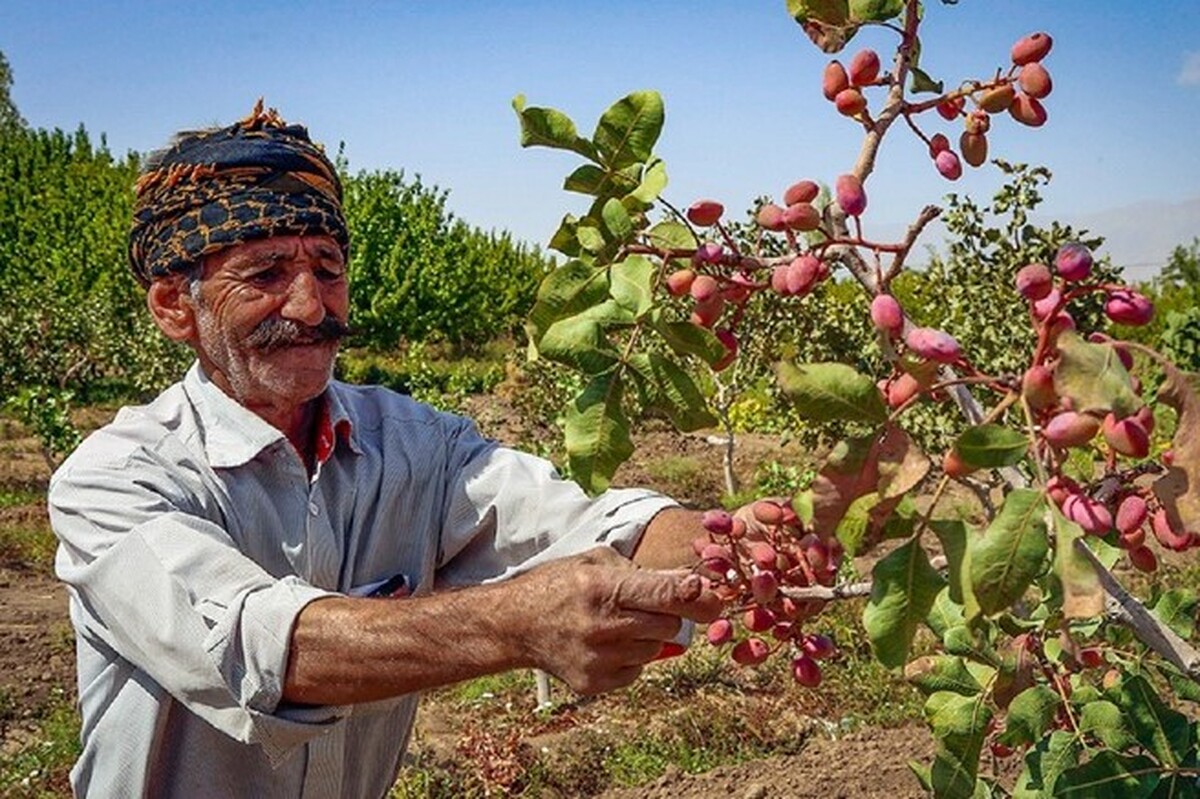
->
xmin=48 ymin=103 xmax=721 ymax=797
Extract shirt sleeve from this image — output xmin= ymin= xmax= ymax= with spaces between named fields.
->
xmin=432 ymin=417 xmax=679 ymax=587
xmin=49 ymin=448 xmax=344 ymax=763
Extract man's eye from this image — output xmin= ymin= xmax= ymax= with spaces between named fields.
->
xmin=316 ymin=267 xmax=345 ymax=282
xmin=248 ymin=268 xmax=281 ymax=284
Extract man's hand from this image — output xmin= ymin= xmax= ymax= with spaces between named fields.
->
xmin=502 ymin=546 xmax=722 ymax=695
xmin=732 ymin=498 xmax=782 ymax=541
xmin=285 ymin=544 xmax=723 ymax=706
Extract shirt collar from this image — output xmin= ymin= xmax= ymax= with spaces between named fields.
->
xmin=317 ymin=377 xmax=361 ymax=462
xmin=182 ymin=362 xmax=359 ymax=469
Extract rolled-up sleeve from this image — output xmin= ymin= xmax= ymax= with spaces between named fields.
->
xmin=433 ymin=418 xmax=679 ymax=587
xmin=50 ymin=452 xmax=343 ymax=762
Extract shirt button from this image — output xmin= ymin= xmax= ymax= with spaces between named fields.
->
xmin=308 ymin=502 xmax=320 ymax=516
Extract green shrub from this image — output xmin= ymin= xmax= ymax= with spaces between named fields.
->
xmin=341 ymin=167 xmax=554 ymax=350
xmin=337 ymin=344 xmax=505 ymax=412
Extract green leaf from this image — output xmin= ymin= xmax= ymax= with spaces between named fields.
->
xmin=528 ymin=259 xmax=611 ymax=340
xmin=1079 ymin=700 xmax=1137 ymax=751
xmin=576 ymin=223 xmax=606 ymax=254
xmin=777 ymin=362 xmax=888 ymax=425
xmin=645 ymin=219 xmax=696 ymax=250
xmin=835 ymin=491 xmax=877 ymax=556
xmin=932 ymin=520 xmax=969 ymax=605
xmin=1052 ymin=507 xmax=1104 ymax=620
xmin=793 ymin=489 xmax=815 ymax=527
xmin=960 ymin=528 xmax=982 ymax=622
xmin=563 ymin=164 xmax=637 ymax=196
xmin=880 ymin=496 xmax=919 ymax=539
xmin=592 ymin=91 xmax=664 ymax=170
xmin=512 ymin=94 xmax=597 ymax=160
xmin=997 ymin=685 xmax=1060 ymax=747
xmin=910 ymin=66 xmax=944 ymax=94
xmin=925 ymin=692 xmax=993 ymax=799
xmin=1053 ymin=751 xmax=1160 ymax=798
xmin=609 ymin=256 xmax=654 ymax=318
xmin=528 ymin=259 xmax=636 ymax=373
xmin=927 ymin=588 xmax=966 ymax=639
xmin=1054 ymin=331 xmax=1143 ymax=419
xmin=1115 ymin=675 xmax=1192 ymax=767
xmin=1070 ymin=683 xmax=1103 ymax=707
xmin=863 ymin=539 xmax=946 ymax=668
xmin=905 ymin=655 xmax=983 ymax=696
xmin=629 ymin=158 xmax=668 ymax=206
xmin=601 ymin=198 xmax=634 ymax=242
xmin=627 ymin=353 xmax=716 ymax=432
xmin=942 ymin=625 xmax=999 ymax=666
xmin=1159 ymin=663 xmax=1200 ymax=703
xmin=653 ymin=317 xmax=726 ymax=367
xmin=908 ymin=761 xmax=933 ymax=792
xmin=969 ymin=489 xmax=1049 ymax=617
xmin=787 ymin=0 xmax=849 ymax=25
xmin=1013 ymin=732 xmax=1080 ymax=799
xmin=1151 ymin=770 xmax=1199 ymax=799
xmin=834 ymin=492 xmax=914 ymax=556
xmin=564 ymin=370 xmax=632 ymax=494
xmin=1151 ymin=589 xmax=1198 ymax=640
xmin=538 ymin=317 xmax=621 ymax=374
xmin=848 ymin=0 xmax=904 ymax=21
xmin=548 ymin=214 xmax=582 ymax=256
xmin=954 ymin=424 xmax=1029 ymax=469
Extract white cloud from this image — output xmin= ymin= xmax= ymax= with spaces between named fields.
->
xmin=1179 ymin=51 xmax=1200 ymax=86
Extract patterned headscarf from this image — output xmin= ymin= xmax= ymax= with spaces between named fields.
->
xmin=128 ymin=100 xmax=349 ymax=287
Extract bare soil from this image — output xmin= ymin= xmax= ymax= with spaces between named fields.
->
xmin=596 ymin=726 xmax=934 ymax=799
xmin=0 ymin=566 xmax=72 ymax=755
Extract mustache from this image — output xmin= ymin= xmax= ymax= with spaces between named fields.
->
xmin=244 ymin=315 xmax=354 ymax=353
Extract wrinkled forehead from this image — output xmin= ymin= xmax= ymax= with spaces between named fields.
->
xmin=202 ymin=233 xmax=345 ymax=276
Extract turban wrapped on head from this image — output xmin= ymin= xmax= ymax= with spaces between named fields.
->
xmin=128 ymin=100 xmax=349 ymax=287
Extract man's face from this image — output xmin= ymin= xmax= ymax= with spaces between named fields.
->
xmin=187 ymin=234 xmax=350 ymax=410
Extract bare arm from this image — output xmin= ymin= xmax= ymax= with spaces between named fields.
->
xmin=632 ymin=504 xmax=766 ymax=569
xmin=283 ymin=546 xmax=721 ymax=706
xmin=630 ymin=506 xmax=705 ymax=570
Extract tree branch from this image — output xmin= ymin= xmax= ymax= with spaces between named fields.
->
xmin=779 ymin=556 xmax=948 ymax=602
xmin=885 ymin=205 xmax=942 ymax=282
xmin=1074 ymin=541 xmax=1200 ymax=681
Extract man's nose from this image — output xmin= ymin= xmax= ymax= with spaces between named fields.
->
xmin=280 ymin=270 xmax=326 ymax=326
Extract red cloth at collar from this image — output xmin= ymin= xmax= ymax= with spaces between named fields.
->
xmin=314 ymin=395 xmax=352 ymax=465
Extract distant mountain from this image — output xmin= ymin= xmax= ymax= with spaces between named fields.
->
xmin=891 ymin=197 xmax=1200 ymax=282
xmin=1055 ymin=198 xmax=1200 ymax=282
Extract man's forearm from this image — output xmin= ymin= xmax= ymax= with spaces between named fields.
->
xmin=631 ymin=506 xmax=704 ymax=570
xmin=283 ymin=545 xmax=723 ymax=706
xmin=283 ymin=582 xmax=527 ymax=706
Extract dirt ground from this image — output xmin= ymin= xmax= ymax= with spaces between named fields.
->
xmin=596 ymin=726 xmax=933 ymax=799
xmin=0 ymin=416 xmax=74 ymax=758
xmin=0 ymin=564 xmax=72 ymax=754
xmin=0 ymin=398 xmax=938 ymax=797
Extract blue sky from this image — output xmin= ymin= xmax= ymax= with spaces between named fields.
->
xmin=3 ymin=2 xmax=1199 ymax=271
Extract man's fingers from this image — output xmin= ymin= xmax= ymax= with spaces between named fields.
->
xmin=575 ymin=664 xmax=645 ymax=696
xmin=733 ymin=499 xmax=780 ymax=541
xmin=612 ymin=569 xmax=723 ymax=623
xmin=606 ymin=608 xmax=682 ymax=644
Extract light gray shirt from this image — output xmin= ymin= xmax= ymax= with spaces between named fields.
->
xmin=49 ymin=363 xmax=675 ymax=798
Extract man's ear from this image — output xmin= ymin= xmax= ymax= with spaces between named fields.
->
xmin=146 ymin=277 xmax=199 ymax=343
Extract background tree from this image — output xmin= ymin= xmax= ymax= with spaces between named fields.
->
xmin=0 ymin=51 xmax=26 ymax=133
xmin=341 ymin=166 xmax=554 ymax=351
